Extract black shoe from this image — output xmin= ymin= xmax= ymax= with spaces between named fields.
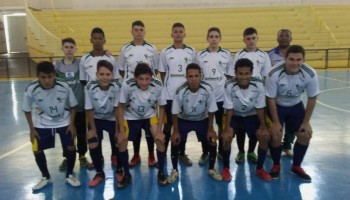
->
xmin=158 ymin=172 xmax=169 ymax=186
xmin=291 ymin=165 xmax=311 ymax=181
xmin=270 ymin=164 xmax=281 ymax=179
xmin=117 ymin=174 xmax=132 ymax=190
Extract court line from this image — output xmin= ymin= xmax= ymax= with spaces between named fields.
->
xmin=318 ymin=75 xmax=350 ymax=83
xmin=0 ymin=141 xmax=30 ymax=160
xmin=317 ymin=87 xmax=350 ymax=114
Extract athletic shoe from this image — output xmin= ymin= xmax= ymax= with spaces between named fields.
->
xmin=158 ymin=172 xmax=169 ymax=186
xmin=198 ymin=153 xmax=209 ymax=165
xmin=117 ymin=175 xmax=132 ymax=190
xmin=59 ymin=159 xmax=67 ymax=171
xmin=256 ymin=168 xmax=272 ymax=181
xmin=89 ymin=172 xmax=105 ymax=187
xmin=115 ymin=168 xmax=124 ymax=182
xmin=111 ymin=155 xmax=118 ymax=167
xmin=128 ymin=154 xmax=141 ymax=167
xmin=178 ymin=154 xmax=193 ymax=166
xmin=221 ymin=168 xmax=232 ymax=182
xmin=247 ymin=152 xmax=258 ymax=163
xmin=168 ymin=169 xmax=179 ymax=183
xmin=283 ymin=149 xmax=294 ymax=158
xmin=208 ymin=169 xmax=223 ymax=181
xmin=217 ymin=152 xmax=223 ymax=160
xmin=66 ymin=174 xmax=81 ymax=187
xmin=148 ymin=153 xmax=157 ymax=167
xmin=270 ymin=164 xmax=281 ymax=179
xmin=291 ymin=165 xmax=311 ymax=181
xmin=79 ymin=156 xmax=92 ymax=168
xmin=235 ymin=152 xmax=245 ymax=163
xmin=32 ymin=177 xmax=51 ymax=191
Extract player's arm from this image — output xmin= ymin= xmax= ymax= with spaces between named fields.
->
xmin=117 ymin=48 xmax=126 ymax=78
xmin=266 ymin=97 xmax=282 ymax=135
xmin=117 ymin=103 xmax=127 ymax=143
xmin=221 ymin=109 xmax=234 ymax=144
xmin=299 ymin=96 xmax=317 ymax=136
xmin=171 ymin=114 xmax=180 ymax=145
xmin=157 ymin=105 xmax=165 ymax=134
xmin=24 ymin=112 xmax=39 ymax=143
xmin=114 ymin=106 xmax=119 ymax=140
xmin=86 ymin=109 xmax=96 ymax=137
xmin=207 ymin=112 xmax=217 ymax=142
xmin=160 ymin=72 xmax=165 ymax=83
xmin=79 ymin=58 xmax=87 ymax=85
xmin=67 ymin=107 xmax=77 ymax=139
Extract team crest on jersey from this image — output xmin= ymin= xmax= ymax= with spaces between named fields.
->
xmin=296 ymin=84 xmax=305 ymax=93
xmin=144 ymin=54 xmax=149 ymax=59
xmin=204 ymin=61 xmax=208 ymax=63
xmin=56 ymin=97 xmax=63 ymax=103
xmin=108 ymin=97 xmax=114 ymax=101
xmin=184 ymin=57 xmax=188 ymax=63
xmin=129 ymin=54 xmax=134 ymax=57
xmin=169 ymin=57 xmax=174 ymax=60
xmin=93 ymin=98 xmax=98 ymax=101
xmin=198 ymin=100 xmax=203 ymax=104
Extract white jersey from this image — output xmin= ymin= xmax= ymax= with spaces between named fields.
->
xmin=158 ymin=45 xmax=196 ymax=100
xmin=195 ymin=47 xmax=232 ymax=102
xmin=265 ymin=63 xmax=320 ymax=107
xmin=79 ymin=52 xmax=120 ymax=82
xmin=172 ymin=81 xmax=218 ymax=121
xmin=223 ymin=79 xmax=265 ymax=117
xmin=22 ymin=79 xmax=78 ymax=128
xmin=118 ymin=41 xmax=159 ymax=79
xmin=85 ymin=80 xmax=122 ymax=121
xmin=119 ymin=77 xmax=166 ymax=120
xmin=226 ymin=48 xmax=272 ymax=81
xmin=267 ymin=47 xmax=285 ymax=66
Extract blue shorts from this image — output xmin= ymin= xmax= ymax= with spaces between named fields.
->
xmin=94 ymin=118 xmax=116 ymax=140
xmin=230 ymin=115 xmax=260 ymax=138
xmin=124 ymin=116 xmax=158 ymax=142
xmin=277 ymin=101 xmax=305 ymax=133
xmin=32 ymin=126 xmax=74 ymax=151
xmin=178 ymin=118 xmax=208 ymax=142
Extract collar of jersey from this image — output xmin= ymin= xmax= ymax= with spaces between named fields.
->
xmin=206 ymin=47 xmax=222 ymax=53
xmin=89 ymin=51 xmax=106 ymax=57
xmin=39 ymin=79 xmax=57 ymax=90
xmin=131 ymin=41 xmax=147 ymax=46
xmin=61 ymin=58 xmax=76 ymax=65
xmin=172 ymin=44 xmax=187 ymax=49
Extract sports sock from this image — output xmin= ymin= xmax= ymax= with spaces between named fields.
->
xmin=269 ymin=145 xmax=282 ymax=165
xmin=65 ymin=149 xmax=76 ymax=177
xmin=293 ymin=142 xmax=309 ymax=166
xmin=119 ymin=150 xmax=130 ymax=176
xmin=34 ymin=151 xmax=50 ymax=179
xmin=257 ymin=148 xmax=267 ymax=169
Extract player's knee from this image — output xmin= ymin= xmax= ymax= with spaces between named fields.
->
xmin=222 ymin=138 xmax=232 ymax=151
xmin=296 ymin=132 xmax=311 ymax=145
xmin=87 ymin=136 xmax=99 ymax=149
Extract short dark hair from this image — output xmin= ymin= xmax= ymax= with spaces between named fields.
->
xmin=207 ymin=27 xmax=221 ymax=38
xmin=186 ymin=63 xmax=201 ymax=75
xmin=91 ymin=27 xmax=105 ymax=38
xmin=172 ymin=22 xmax=185 ymax=30
xmin=134 ymin=63 xmax=153 ymax=78
xmin=97 ymin=60 xmax=113 ymax=73
xmin=37 ymin=61 xmax=55 ymax=76
xmin=234 ymin=58 xmax=254 ymax=73
xmin=132 ymin=20 xmax=145 ymax=29
xmin=286 ymin=45 xmax=305 ymax=58
xmin=243 ymin=27 xmax=257 ymax=36
xmin=61 ymin=37 xmax=76 ymax=46
xmin=277 ymin=29 xmax=292 ymax=36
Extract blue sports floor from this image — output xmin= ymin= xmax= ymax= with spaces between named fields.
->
xmin=0 ymin=69 xmax=349 ymax=200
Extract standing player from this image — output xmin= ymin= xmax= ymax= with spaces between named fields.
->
xmin=79 ymin=27 xmax=120 ymax=167
xmin=168 ymin=63 xmax=222 ymax=183
xmin=221 ymin=58 xmax=271 ymax=182
xmin=266 ymin=45 xmax=319 ymax=181
xmin=117 ymin=20 xmax=159 ymax=167
xmin=55 ymin=37 xmax=92 ymax=170
xmin=267 ymin=29 xmax=294 ymax=157
xmin=22 ymin=61 xmax=81 ymax=190
xmin=158 ymin=22 xmax=196 ymax=166
xmin=226 ymin=27 xmax=272 ymax=164
xmin=85 ymin=60 xmax=122 ymax=187
xmin=195 ymin=27 xmax=232 ymax=164
xmin=117 ymin=63 xmax=168 ymax=189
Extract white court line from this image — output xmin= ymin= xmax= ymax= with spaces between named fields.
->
xmin=318 ymin=75 xmax=350 ymax=83
xmin=317 ymin=87 xmax=350 ymax=114
xmin=0 ymin=141 xmax=30 ymax=160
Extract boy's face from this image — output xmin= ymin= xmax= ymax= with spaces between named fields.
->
xmin=235 ymin=66 xmax=252 ymax=88
xmin=61 ymin=42 xmax=76 ymax=58
xmin=171 ymin=27 xmax=185 ymax=43
xmin=285 ymin=52 xmax=304 ymax=74
xmin=277 ymin=31 xmax=292 ymax=48
xmin=38 ymin=72 xmax=55 ymax=89
xmin=207 ymin=31 xmax=221 ymax=48
xmin=131 ymin=25 xmax=146 ymax=41
xmin=135 ymin=73 xmax=152 ymax=90
xmin=90 ymin=33 xmax=105 ymax=50
xmin=96 ymin=66 xmax=113 ymax=88
xmin=243 ymin=33 xmax=258 ymax=49
xmin=186 ymin=68 xmax=201 ymax=91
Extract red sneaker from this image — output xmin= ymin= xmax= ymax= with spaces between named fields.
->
xmin=89 ymin=173 xmax=105 ymax=187
xmin=128 ymin=154 xmax=141 ymax=167
xmin=256 ymin=168 xmax=272 ymax=181
xmin=270 ymin=164 xmax=281 ymax=179
xmin=221 ymin=167 xmax=232 ymax=182
xmin=111 ymin=155 xmax=118 ymax=167
xmin=115 ymin=169 xmax=124 ymax=182
xmin=291 ymin=165 xmax=311 ymax=181
xmin=148 ymin=153 xmax=157 ymax=167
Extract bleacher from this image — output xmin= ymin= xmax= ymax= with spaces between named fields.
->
xmin=26 ymin=5 xmax=350 ymax=68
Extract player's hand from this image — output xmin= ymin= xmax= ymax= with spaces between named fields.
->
xmin=298 ymin=122 xmax=313 ymax=139
xmin=221 ymin=128 xmax=234 ymax=147
xmin=117 ymin=131 xmax=127 ymax=145
xmin=256 ymin=127 xmax=270 ymax=141
xmin=29 ymin=128 xmax=40 ymax=143
xmin=155 ymin=132 xmax=165 ymax=144
xmin=270 ymin=122 xmax=282 ymax=136
xmin=171 ymin=131 xmax=181 ymax=145
xmin=67 ymin=124 xmax=77 ymax=139
xmin=207 ymin=128 xmax=217 ymax=145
